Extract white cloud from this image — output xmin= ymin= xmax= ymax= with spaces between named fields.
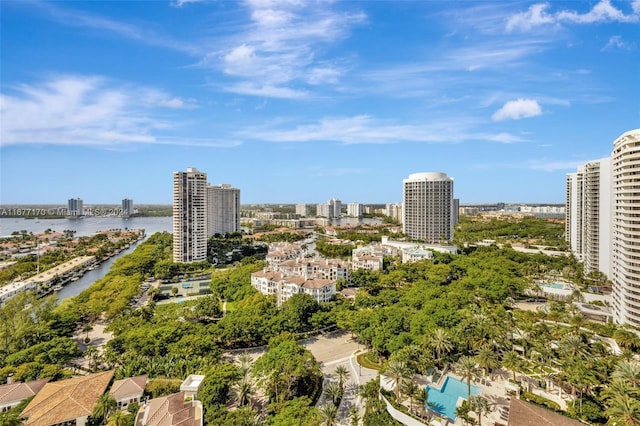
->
xmin=0 ymin=75 xmax=229 ymax=148
xmin=237 ymin=115 xmax=520 ymax=145
xmin=492 ymin=98 xmax=542 ymax=121
xmin=170 ymin=0 xmax=206 ymax=8
xmin=528 ymin=160 xmax=587 ymax=172
xmin=603 ymin=35 xmax=633 ymax=50
xmin=507 ymin=0 xmax=640 ymax=31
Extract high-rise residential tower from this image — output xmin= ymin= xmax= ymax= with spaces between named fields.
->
xmin=207 ymin=184 xmax=240 ymax=236
xmin=67 ymin=198 xmax=84 ymax=217
xmin=296 ymin=204 xmax=309 ymax=217
xmin=122 ymin=198 xmax=134 ymax=217
xmin=612 ymin=129 xmax=640 ymax=326
xmin=173 ymin=167 xmax=208 ymax=263
xmin=347 ymin=202 xmax=362 ymax=218
xmin=566 ymin=158 xmax=612 ymax=275
xmin=402 ymin=172 xmax=454 ymax=243
xmin=328 ymin=199 xmax=342 ymax=219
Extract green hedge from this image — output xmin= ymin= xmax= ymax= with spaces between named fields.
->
xmin=521 ymin=391 xmax=561 ymax=411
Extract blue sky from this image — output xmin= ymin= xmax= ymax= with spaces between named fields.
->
xmin=1 ymin=0 xmax=639 ymax=205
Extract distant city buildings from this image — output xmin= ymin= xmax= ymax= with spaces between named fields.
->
xmin=402 ymin=172 xmax=454 ymax=243
xmin=67 ymin=198 xmax=83 ymax=217
xmin=173 ymin=167 xmax=208 ymax=263
xmin=347 ymin=202 xmax=363 ymax=218
xmin=385 ymin=203 xmax=403 ymax=224
xmin=122 ymin=198 xmax=134 ymax=217
xmin=566 ymin=128 xmax=640 ymax=326
xmin=207 ymin=184 xmax=240 ymax=236
xmin=296 ymin=203 xmax=310 ymax=217
xmin=317 ymin=199 xmax=342 ymax=219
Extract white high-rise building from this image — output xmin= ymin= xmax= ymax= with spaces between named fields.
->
xmin=173 ymin=167 xmax=208 ymax=263
xmin=207 ymin=184 xmax=240 ymax=236
xmin=612 ymin=129 xmax=640 ymax=326
xmin=328 ymin=199 xmax=342 ymax=219
xmin=316 ymin=203 xmax=329 ymax=218
xmin=385 ymin=203 xmax=403 ymax=224
xmin=347 ymin=202 xmax=362 ymax=218
xmin=122 ymin=198 xmax=134 ymax=217
xmin=296 ymin=204 xmax=309 ymax=217
xmin=402 ymin=172 xmax=454 ymax=243
xmin=566 ymin=158 xmax=612 ymax=275
xmin=67 ymin=198 xmax=84 ymax=217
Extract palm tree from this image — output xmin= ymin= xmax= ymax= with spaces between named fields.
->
xmin=613 ymin=360 xmax=640 ymax=388
xmin=475 ymin=347 xmax=499 ymax=380
xmin=428 ymin=328 xmax=453 ymax=363
xmin=384 ymin=359 xmax=412 ymax=402
xmin=602 ymin=379 xmax=637 ymax=402
xmin=401 ymin=379 xmax=419 ymax=414
xmin=605 ymin=394 xmax=640 ymax=426
xmin=320 ymin=404 xmax=338 ymax=426
xmin=455 ymin=356 xmax=479 ymax=399
xmin=107 ymin=410 xmax=130 ymax=426
xmin=501 ymin=351 xmax=521 ymax=382
xmin=614 ymin=329 xmax=640 ymax=352
xmin=324 ymin=383 xmax=342 ymax=406
xmin=92 ymin=393 xmax=117 ymax=424
xmin=468 ymin=395 xmax=492 ymax=426
xmin=560 ymin=333 xmax=588 ymax=360
xmin=348 ymin=406 xmax=360 ymax=426
xmin=85 ymin=345 xmax=98 ymax=372
xmin=334 ymin=365 xmax=350 ymax=391
xmin=239 ymin=353 xmax=253 ymax=379
xmin=235 ymin=376 xmax=254 ymax=407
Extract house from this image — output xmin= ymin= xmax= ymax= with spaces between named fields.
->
xmin=135 ymin=391 xmax=203 ymax=426
xmin=0 ymin=379 xmax=48 ymax=412
xmin=20 ymin=370 xmax=114 ymax=426
xmin=109 ymin=374 xmax=147 ymax=410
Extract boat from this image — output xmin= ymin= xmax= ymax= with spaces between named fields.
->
xmin=52 ymin=285 xmax=63 ymax=291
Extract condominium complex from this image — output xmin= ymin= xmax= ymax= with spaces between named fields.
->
xmin=385 ymin=203 xmax=403 ymax=224
xmin=173 ymin=168 xmax=208 ymax=263
xmin=207 ymin=184 xmax=240 ymax=236
xmin=566 ymin=157 xmax=612 ymax=275
xmin=122 ymin=198 xmax=134 ymax=217
xmin=295 ymin=203 xmax=310 ymax=217
xmin=402 ymin=172 xmax=454 ymax=243
xmin=612 ymin=129 xmax=640 ymax=326
xmin=347 ymin=202 xmax=362 ymax=218
xmin=317 ymin=198 xmax=342 ymax=219
xmin=67 ymin=198 xmax=83 ymax=217
xmin=566 ymin=129 xmax=640 ymax=326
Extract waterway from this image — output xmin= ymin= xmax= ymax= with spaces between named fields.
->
xmin=1 ymin=217 xmax=172 ymax=302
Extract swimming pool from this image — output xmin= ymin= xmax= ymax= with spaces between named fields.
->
xmin=427 ymin=376 xmax=481 ymax=420
xmin=539 ymin=282 xmax=565 ymax=289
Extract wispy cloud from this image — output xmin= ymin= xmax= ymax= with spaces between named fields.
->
xmin=0 ymin=75 xmax=235 ymax=148
xmin=201 ymin=1 xmax=366 ymax=98
xmin=237 ymin=115 xmax=521 ymax=145
xmin=492 ymin=99 xmax=542 ymax=121
xmin=603 ymin=35 xmax=634 ymax=50
xmin=170 ymin=0 xmax=206 ymax=8
xmin=507 ymin=0 xmax=640 ymax=32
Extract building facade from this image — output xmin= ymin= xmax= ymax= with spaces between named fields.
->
xmin=347 ymin=202 xmax=363 ymax=218
xmin=67 ymin=198 xmax=83 ymax=217
xmin=122 ymin=198 xmax=134 ymax=217
xmin=612 ymin=129 xmax=640 ymax=326
xmin=296 ymin=203 xmax=310 ymax=217
xmin=173 ymin=168 xmax=208 ymax=263
xmin=402 ymin=172 xmax=454 ymax=243
xmin=207 ymin=184 xmax=240 ymax=236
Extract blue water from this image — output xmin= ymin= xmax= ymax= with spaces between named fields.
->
xmin=427 ymin=376 xmax=481 ymax=420
xmin=540 ymin=282 xmax=565 ymax=289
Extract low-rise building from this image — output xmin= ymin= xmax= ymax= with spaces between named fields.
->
xmin=109 ymin=374 xmax=147 ymax=410
xmin=135 ymin=391 xmax=203 ymax=426
xmin=0 ymin=379 xmax=48 ymax=413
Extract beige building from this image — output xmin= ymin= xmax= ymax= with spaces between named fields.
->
xmin=207 ymin=184 xmax=240 ymax=236
xmin=109 ymin=374 xmax=147 ymax=410
xmin=402 ymin=172 xmax=454 ymax=243
xmin=173 ymin=168 xmax=208 ymax=263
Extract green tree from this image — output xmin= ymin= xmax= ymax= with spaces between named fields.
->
xmin=384 ymin=359 xmax=412 ymax=402
xmin=334 ymin=365 xmax=350 ymax=391
xmin=501 ymin=351 xmax=521 ymax=382
xmin=320 ymin=403 xmax=338 ymax=426
xmin=455 ymin=356 xmax=479 ymax=399
xmin=106 ymin=410 xmax=130 ymax=426
xmin=468 ymin=395 xmax=491 ymax=426
xmin=605 ymin=394 xmax=640 ymax=426
xmin=427 ymin=328 xmax=452 ymax=364
xmin=349 ymin=406 xmax=360 ymax=426
xmin=475 ymin=347 xmax=499 ymax=380
xmin=324 ymin=383 xmax=342 ymax=406
xmin=612 ymin=360 xmax=640 ymax=388
xmin=92 ymin=393 xmax=117 ymax=424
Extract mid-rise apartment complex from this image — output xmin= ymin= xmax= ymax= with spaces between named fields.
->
xmin=67 ymin=198 xmax=83 ymax=217
xmin=207 ymin=184 xmax=240 ymax=236
xmin=402 ymin=172 xmax=454 ymax=243
xmin=566 ymin=129 xmax=640 ymax=326
xmin=173 ymin=168 xmax=208 ymax=263
xmin=385 ymin=203 xmax=403 ymax=224
xmin=317 ymin=199 xmax=342 ymax=219
xmin=347 ymin=202 xmax=362 ymax=218
xmin=295 ymin=204 xmax=309 ymax=217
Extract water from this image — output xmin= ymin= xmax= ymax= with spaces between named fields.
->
xmin=0 ymin=216 xmax=172 ymax=237
xmin=427 ymin=376 xmax=481 ymax=420
xmin=1 ymin=217 xmax=172 ymax=302
xmin=540 ymin=282 xmax=565 ymax=289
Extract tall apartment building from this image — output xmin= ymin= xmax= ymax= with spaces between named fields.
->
xmin=317 ymin=199 xmax=342 ymax=219
xmin=566 ymin=158 xmax=612 ymax=276
xmin=612 ymin=129 xmax=640 ymax=326
xmin=347 ymin=202 xmax=362 ymax=218
xmin=296 ymin=204 xmax=309 ymax=217
xmin=402 ymin=172 xmax=454 ymax=243
xmin=173 ymin=168 xmax=208 ymax=263
xmin=67 ymin=198 xmax=84 ymax=217
xmin=122 ymin=198 xmax=134 ymax=217
xmin=385 ymin=203 xmax=403 ymax=224
xmin=566 ymin=129 xmax=640 ymax=326
xmin=207 ymin=184 xmax=240 ymax=236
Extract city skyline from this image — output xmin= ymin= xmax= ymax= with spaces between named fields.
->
xmin=1 ymin=1 xmax=639 ymax=204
